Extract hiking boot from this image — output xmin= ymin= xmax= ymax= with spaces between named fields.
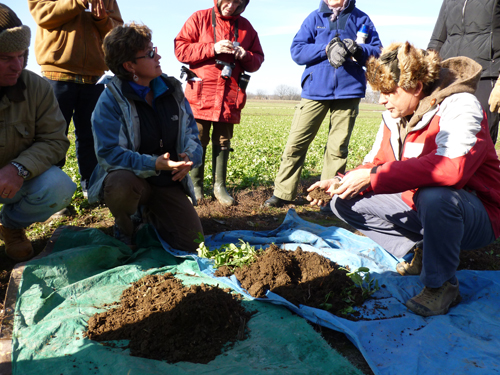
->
xmin=406 ymin=281 xmax=462 ymax=317
xmin=0 ymin=225 xmax=34 ymax=262
xmin=263 ymin=195 xmax=293 ymax=208
xmin=396 ymin=246 xmax=423 ymax=276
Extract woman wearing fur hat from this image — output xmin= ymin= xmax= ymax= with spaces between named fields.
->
xmin=307 ymin=42 xmax=500 ymax=316
xmin=264 ymin=0 xmax=382 ymax=208
xmin=174 ymin=0 xmax=264 ymax=206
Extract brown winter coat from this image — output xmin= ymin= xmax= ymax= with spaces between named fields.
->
xmin=28 ymin=0 xmax=123 ymax=76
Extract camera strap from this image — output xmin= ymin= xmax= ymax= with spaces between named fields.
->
xmin=212 ymin=8 xmax=239 ymax=44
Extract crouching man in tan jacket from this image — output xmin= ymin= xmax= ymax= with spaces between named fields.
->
xmin=0 ymin=4 xmax=76 ymax=262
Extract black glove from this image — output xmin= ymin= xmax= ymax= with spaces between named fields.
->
xmin=343 ymin=38 xmax=363 ymax=61
xmin=325 ymin=37 xmax=349 ymax=68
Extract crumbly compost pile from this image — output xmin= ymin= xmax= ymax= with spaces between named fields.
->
xmin=216 ymin=244 xmax=365 ymax=317
xmin=85 ymin=273 xmax=253 ymax=364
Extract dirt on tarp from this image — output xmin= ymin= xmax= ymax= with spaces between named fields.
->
xmin=85 ymin=273 xmax=254 ymax=364
xmin=216 ymin=244 xmax=365 ymax=317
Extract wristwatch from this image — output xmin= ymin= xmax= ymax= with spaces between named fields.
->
xmin=11 ymin=162 xmax=30 ymax=179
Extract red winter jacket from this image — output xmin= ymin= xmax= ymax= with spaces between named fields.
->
xmin=174 ymin=0 xmax=264 ymax=124
xmin=359 ymin=57 xmax=500 ymax=238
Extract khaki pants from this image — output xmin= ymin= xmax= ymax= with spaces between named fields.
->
xmin=103 ymin=170 xmax=203 ymax=252
xmin=274 ymin=98 xmax=360 ymax=201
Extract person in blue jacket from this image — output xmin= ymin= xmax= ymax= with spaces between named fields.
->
xmin=264 ymin=0 xmax=382 ymax=208
xmin=88 ymin=23 xmax=204 ymax=252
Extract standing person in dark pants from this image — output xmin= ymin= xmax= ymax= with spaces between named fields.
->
xmin=175 ymin=0 xmax=264 ymax=206
xmin=28 ymin=0 xmax=123 ymax=199
xmin=264 ymin=0 xmax=381 ymax=209
xmin=428 ymin=0 xmax=500 ymax=145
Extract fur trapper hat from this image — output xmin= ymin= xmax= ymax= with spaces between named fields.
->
xmin=366 ymin=42 xmax=441 ymax=93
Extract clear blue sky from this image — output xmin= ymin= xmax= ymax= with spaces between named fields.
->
xmin=10 ymin=0 xmax=442 ymax=94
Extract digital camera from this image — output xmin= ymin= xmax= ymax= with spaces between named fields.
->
xmin=216 ymin=59 xmax=235 ymax=80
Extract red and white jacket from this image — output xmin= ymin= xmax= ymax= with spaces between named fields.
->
xmin=358 ymin=58 xmax=500 ymax=238
xmin=174 ymin=0 xmax=264 ymax=124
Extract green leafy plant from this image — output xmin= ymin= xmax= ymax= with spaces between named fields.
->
xmin=340 ymin=266 xmax=380 ymax=299
xmin=197 ymin=239 xmax=261 ymax=269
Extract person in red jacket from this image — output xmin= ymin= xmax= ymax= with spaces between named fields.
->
xmin=307 ymin=42 xmax=500 ymax=317
xmin=174 ymin=0 xmax=264 ymax=206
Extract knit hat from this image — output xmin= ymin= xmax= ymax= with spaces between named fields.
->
xmin=0 ymin=3 xmax=31 ymax=53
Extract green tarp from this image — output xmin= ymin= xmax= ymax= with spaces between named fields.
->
xmin=9 ymin=226 xmax=362 ymax=375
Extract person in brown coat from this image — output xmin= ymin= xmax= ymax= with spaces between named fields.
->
xmin=28 ymin=0 xmax=123 ymax=199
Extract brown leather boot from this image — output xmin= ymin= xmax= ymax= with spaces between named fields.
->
xmin=396 ymin=246 xmax=422 ymax=276
xmin=0 ymin=225 xmax=34 ymax=262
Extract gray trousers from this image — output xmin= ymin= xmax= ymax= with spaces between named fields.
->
xmin=330 ymin=187 xmax=496 ymax=287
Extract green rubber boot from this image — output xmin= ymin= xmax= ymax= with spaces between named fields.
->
xmin=190 ymin=147 xmax=206 ymax=201
xmin=212 ymin=144 xmax=235 ymax=206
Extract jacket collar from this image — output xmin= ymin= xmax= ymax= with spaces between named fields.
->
xmin=319 ymin=0 xmax=355 ymax=15
xmin=406 ymin=56 xmax=482 ymax=131
xmin=0 ymin=73 xmax=26 ymax=103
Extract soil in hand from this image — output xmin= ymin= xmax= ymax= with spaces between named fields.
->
xmin=221 ymin=244 xmax=365 ymax=317
xmin=85 ymin=273 xmax=253 ymax=364
xmin=308 ymin=187 xmax=333 ymax=203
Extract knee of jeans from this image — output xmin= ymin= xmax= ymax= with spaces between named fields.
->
xmin=27 ymin=168 xmax=76 ymax=204
xmin=415 ymin=187 xmax=456 ymax=213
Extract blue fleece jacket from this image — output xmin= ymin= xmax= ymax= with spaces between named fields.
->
xmin=291 ymin=0 xmax=382 ymax=100
xmin=87 ymin=74 xmax=202 ymax=204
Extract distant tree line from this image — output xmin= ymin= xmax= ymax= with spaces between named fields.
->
xmin=247 ymin=85 xmax=380 ymax=103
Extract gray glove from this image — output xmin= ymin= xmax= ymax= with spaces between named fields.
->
xmin=326 ymin=37 xmax=349 ymax=68
xmin=343 ymin=38 xmax=362 ymax=61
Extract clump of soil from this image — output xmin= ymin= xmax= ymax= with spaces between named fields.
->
xmin=218 ymin=244 xmax=365 ymax=317
xmin=308 ymin=187 xmax=333 ymax=203
xmin=85 ymin=273 xmax=253 ymax=364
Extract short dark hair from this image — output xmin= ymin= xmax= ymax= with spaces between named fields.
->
xmin=103 ymin=22 xmax=152 ymax=80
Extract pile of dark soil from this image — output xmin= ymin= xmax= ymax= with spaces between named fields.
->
xmin=216 ymin=244 xmax=365 ymax=317
xmin=85 ymin=273 xmax=253 ymax=364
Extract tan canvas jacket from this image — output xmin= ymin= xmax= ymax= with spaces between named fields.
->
xmin=28 ymin=0 xmax=123 ymax=76
xmin=0 ymin=70 xmax=69 ymax=178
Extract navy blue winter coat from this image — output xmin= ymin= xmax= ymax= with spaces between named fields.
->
xmin=291 ymin=0 xmax=382 ymax=101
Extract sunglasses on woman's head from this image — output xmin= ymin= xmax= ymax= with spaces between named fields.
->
xmin=136 ymin=46 xmax=157 ymax=60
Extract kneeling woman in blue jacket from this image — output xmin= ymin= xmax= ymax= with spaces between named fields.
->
xmin=88 ymin=23 xmax=204 ymax=252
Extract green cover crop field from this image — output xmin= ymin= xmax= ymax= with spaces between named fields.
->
xmin=219 ymin=100 xmax=383 ymax=190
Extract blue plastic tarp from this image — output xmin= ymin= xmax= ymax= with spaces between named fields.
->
xmin=160 ymin=209 xmax=500 ymax=375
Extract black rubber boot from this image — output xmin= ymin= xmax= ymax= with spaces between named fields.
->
xmin=212 ymin=144 xmax=235 ymax=206
xmin=190 ymin=147 xmax=206 ymax=201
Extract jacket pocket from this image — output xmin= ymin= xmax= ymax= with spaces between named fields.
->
xmin=236 ymin=87 xmax=247 ymax=110
xmin=185 ymin=79 xmax=203 ymax=107
xmin=301 ymin=72 xmax=312 ymax=89
xmin=14 ymin=122 xmax=35 ymax=141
